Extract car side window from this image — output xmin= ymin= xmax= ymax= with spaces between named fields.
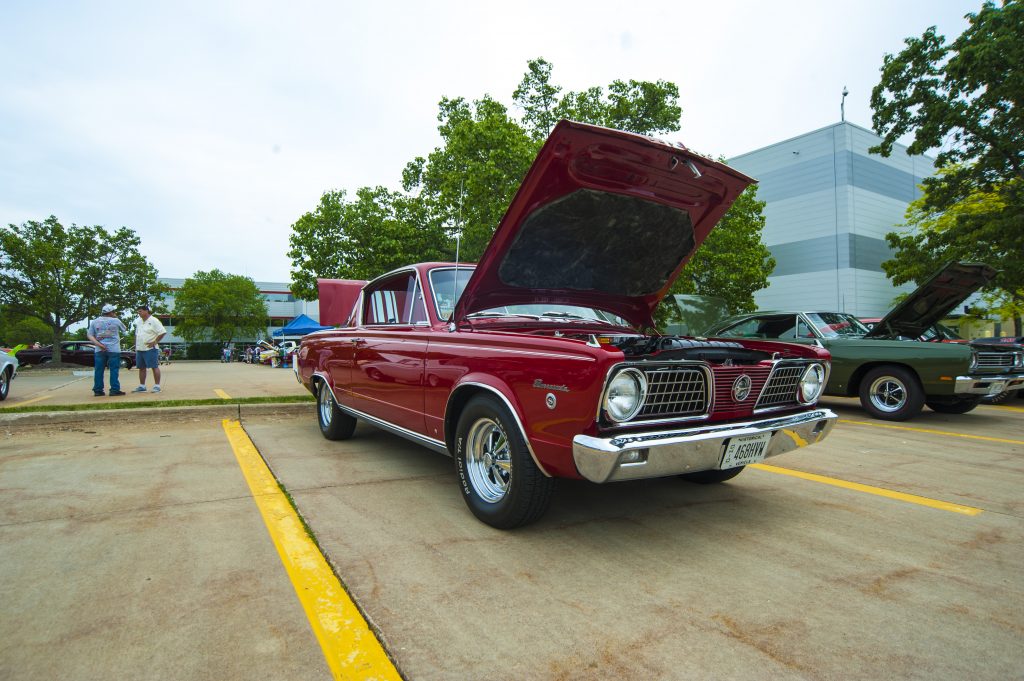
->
xmin=795 ymin=318 xmax=815 ymax=338
xmin=363 ymin=272 xmax=424 ymax=326
xmin=717 ymin=318 xmax=763 ymax=338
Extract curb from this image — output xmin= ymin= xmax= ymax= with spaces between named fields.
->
xmin=0 ymin=401 xmax=314 ymax=427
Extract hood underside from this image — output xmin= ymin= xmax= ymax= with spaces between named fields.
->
xmin=866 ymin=261 xmax=997 ymax=340
xmin=453 ymin=120 xmax=754 ymax=328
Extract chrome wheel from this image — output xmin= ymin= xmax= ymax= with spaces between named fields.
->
xmin=318 ymin=381 xmax=333 ymax=427
xmin=0 ymin=369 xmax=9 ymax=400
xmin=868 ymin=375 xmax=907 ymax=413
xmin=465 ymin=417 xmax=512 ymax=503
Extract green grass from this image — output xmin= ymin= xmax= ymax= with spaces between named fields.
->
xmin=0 ymin=394 xmax=315 ymax=414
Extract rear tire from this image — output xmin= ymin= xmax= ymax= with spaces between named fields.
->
xmin=926 ymin=397 xmax=981 ymax=414
xmin=316 ymin=380 xmax=356 ymax=441
xmin=455 ymin=394 xmax=553 ymax=529
xmin=0 ymin=367 xmax=11 ymax=401
xmin=120 ymin=357 xmax=133 ymax=369
xmin=859 ymin=366 xmax=924 ymax=421
xmin=680 ymin=466 xmax=745 ymax=484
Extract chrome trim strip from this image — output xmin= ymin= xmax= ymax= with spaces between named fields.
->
xmin=432 ymin=343 xmax=594 ymax=362
xmin=954 ymin=373 xmax=1024 ymax=395
xmin=445 ymin=382 xmax=551 ymax=477
xmin=310 ymin=372 xmax=449 ymax=455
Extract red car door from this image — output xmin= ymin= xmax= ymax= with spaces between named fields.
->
xmin=348 ymin=271 xmax=429 ymax=434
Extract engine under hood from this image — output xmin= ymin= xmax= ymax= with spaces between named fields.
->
xmin=866 ymin=261 xmax=997 ymax=340
xmin=453 ymin=121 xmax=754 ymax=328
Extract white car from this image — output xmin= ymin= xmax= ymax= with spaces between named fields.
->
xmin=1 ymin=349 xmax=19 ymax=401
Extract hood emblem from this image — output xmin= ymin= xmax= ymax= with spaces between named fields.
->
xmin=732 ymin=375 xmax=752 ymax=402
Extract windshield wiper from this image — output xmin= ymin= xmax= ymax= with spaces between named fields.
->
xmin=541 ymin=311 xmax=611 ymax=324
xmin=466 ymin=311 xmax=542 ymax=319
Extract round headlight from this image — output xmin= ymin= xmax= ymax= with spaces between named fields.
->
xmin=605 ymin=368 xmax=647 ymax=422
xmin=798 ymin=363 xmax=825 ymax=403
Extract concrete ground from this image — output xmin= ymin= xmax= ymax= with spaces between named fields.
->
xmin=4 ymin=360 xmax=308 ymax=407
xmin=249 ymin=398 xmax=1024 ymax=681
xmin=0 ymin=407 xmax=327 ymax=681
xmin=2 ymin=393 xmax=1022 ymax=680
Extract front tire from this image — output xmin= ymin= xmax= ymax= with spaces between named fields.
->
xmin=0 ymin=367 xmax=11 ymax=401
xmin=316 ymin=380 xmax=356 ymax=441
xmin=680 ymin=466 xmax=745 ymax=484
xmin=859 ymin=366 xmax=924 ymax=421
xmin=926 ymin=397 xmax=981 ymax=414
xmin=120 ymin=357 xmax=133 ymax=369
xmin=455 ymin=394 xmax=553 ymax=529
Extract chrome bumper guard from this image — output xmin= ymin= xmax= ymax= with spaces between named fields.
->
xmin=572 ymin=409 xmax=838 ymax=483
xmin=954 ymin=373 xmax=1024 ymax=396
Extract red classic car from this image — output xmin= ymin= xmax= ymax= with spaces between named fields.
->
xmin=295 ymin=121 xmax=838 ymax=528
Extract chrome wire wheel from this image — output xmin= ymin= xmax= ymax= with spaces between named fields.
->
xmin=868 ymin=375 xmax=907 ymax=413
xmin=465 ymin=417 xmax=512 ymax=503
xmin=318 ymin=381 xmax=333 ymax=427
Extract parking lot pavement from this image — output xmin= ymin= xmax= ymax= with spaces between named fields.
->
xmin=4 ymin=360 xmax=308 ymax=407
xmin=0 ymin=414 xmax=328 ymax=681
xmin=247 ymin=402 xmax=1024 ymax=681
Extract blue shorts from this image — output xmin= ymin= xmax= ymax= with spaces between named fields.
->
xmin=136 ymin=348 xmax=160 ymax=368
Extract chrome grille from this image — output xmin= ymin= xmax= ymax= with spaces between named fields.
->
xmin=713 ymin=366 xmax=770 ymax=408
xmin=637 ymin=367 xmax=708 ymax=418
xmin=755 ymin=365 xmax=804 ymax=409
xmin=976 ymin=352 xmax=1014 ymax=368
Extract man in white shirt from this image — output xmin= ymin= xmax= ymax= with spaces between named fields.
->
xmin=132 ymin=304 xmax=167 ymax=393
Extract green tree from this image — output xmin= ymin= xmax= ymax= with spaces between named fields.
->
xmin=870 ymin=1 xmax=1023 ymax=333
xmin=287 ymin=188 xmax=451 ymax=300
xmin=883 ymin=178 xmax=1024 ymax=333
xmin=656 ymin=185 xmax=775 ymax=326
xmin=402 ymin=96 xmax=536 ymax=261
xmin=514 ymin=57 xmax=682 ymax=140
xmin=172 ymin=269 xmax=268 ymax=344
xmin=0 ymin=216 xmax=164 ymax=362
xmin=0 ymin=305 xmax=52 ymax=347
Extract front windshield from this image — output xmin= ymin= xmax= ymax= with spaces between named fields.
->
xmin=468 ymin=304 xmax=627 ymax=326
xmin=428 ymin=268 xmax=473 ymax=321
xmin=806 ymin=312 xmax=870 ymax=338
xmin=428 ymin=267 xmax=628 ymax=326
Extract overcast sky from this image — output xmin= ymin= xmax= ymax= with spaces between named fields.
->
xmin=1 ymin=0 xmax=980 ymax=284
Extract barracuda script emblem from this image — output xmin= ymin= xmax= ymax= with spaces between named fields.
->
xmin=533 ymin=379 xmax=569 ymax=393
xmin=732 ymin=375 xmax=752 ymax=402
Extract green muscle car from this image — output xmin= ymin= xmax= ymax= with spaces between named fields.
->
xmin=704 ymin=263 xmax=1024 ymax=421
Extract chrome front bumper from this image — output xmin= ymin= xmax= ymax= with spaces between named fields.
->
xmin=572 ymin=409 xmax=837 ymax=483
xmin=954 ymin=373 xmax=1024 ymax=396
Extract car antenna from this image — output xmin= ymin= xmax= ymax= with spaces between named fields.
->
xmin=450 ymin=179 xmax=465 ymax=328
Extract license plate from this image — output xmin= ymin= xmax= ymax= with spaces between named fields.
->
xmin=720 ymin=432 xmax=771 ymax=469
xmin=988 ymin=381 xmax=1006 ymax=395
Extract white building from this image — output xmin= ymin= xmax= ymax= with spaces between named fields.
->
xmin=728 ymin=121 xmax=935 ymax=317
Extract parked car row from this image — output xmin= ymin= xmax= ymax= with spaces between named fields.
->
xmin=14 ymin=341 xmax=136 ymax=369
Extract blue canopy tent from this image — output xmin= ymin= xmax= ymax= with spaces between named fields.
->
xmin=272 ymin=313 xmax=332 ymax=337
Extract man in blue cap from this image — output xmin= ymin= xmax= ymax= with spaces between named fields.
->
xmin=87 ymin=304 xmax=127 ymax=396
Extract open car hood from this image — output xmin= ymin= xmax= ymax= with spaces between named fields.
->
xmin=452 ymin=120 xmax=754 ymax=328
xmin=865 ymin=261 xmax=997 ymax=339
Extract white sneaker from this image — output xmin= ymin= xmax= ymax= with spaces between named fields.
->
xmin=132 ymin=386 xmax=147 ymax=393
xmin=152 ymin=385 xmax=162 ymax=393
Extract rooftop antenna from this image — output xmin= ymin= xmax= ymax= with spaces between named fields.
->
xmin=841 ymin=86 xmax=849 ymax=122
xmin=450 ymin=179 xmax=465 ymax=327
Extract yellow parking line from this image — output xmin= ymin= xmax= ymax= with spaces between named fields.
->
xmin=221 ymin=419 xmax=401 ymax=681
xmin=214 ymin=389 xmax=231 ymax=400
xmin=4 ymin=394 xmax=52 ymax=407
xmin=990 ymin=404 xmax=1024 ymax=413
xmin=838 ymin=419 xmax=1024 ymax=446
xmin=750 ymin=463 xmax=983 ymax=515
